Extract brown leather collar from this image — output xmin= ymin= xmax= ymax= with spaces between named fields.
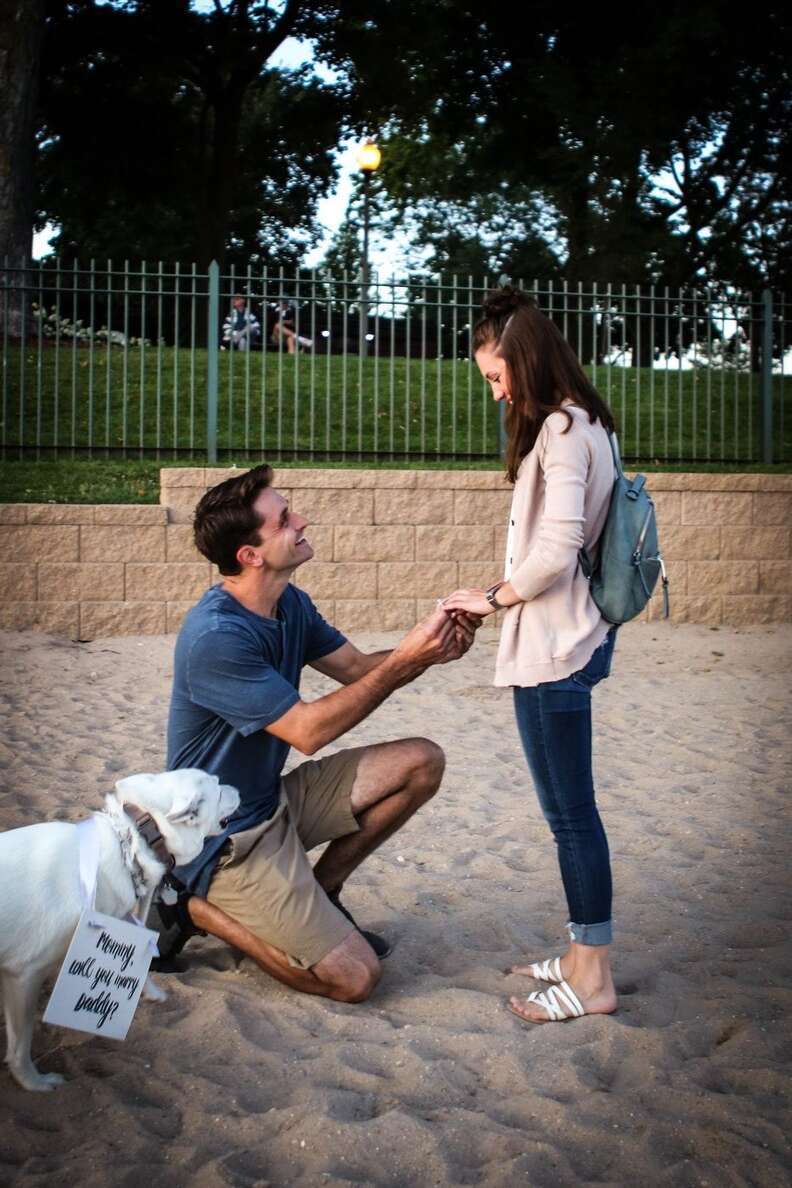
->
xmin=123 ymin=803 xmax=175 ymax=870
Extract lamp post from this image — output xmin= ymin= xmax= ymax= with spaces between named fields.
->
xmin=356 ymin=139 xmax=381 ymax=356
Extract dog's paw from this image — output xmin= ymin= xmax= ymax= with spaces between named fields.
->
xmin=10 ymin=1067 xmax=66 ymax=1092
xmin=142 ymin=975 xmax=168 ymax=1003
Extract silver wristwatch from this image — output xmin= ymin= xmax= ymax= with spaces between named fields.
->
xmin=485 ymin=582 xmax=505 ymax=610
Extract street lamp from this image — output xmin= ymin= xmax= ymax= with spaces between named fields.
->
xmin=356 ymin=139 xmax=381 ymax=355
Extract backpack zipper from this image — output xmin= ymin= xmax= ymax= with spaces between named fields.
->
xmin=632 ymin=503 xmax=654 ymax=562
xmin=632 ymin=501 xmax=668 ymax=616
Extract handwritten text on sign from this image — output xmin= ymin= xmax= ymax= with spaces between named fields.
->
xmin=43 ymin=910 xmax=158 ymax=1041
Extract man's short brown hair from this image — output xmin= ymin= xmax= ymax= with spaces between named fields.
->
xmin=193 ymin=464 xmax=274 ymax=575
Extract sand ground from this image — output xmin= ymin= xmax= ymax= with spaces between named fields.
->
xmin=0 ymin=622 xmax=790 ymax=1188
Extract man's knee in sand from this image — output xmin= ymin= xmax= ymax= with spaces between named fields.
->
xmin=313 ymin=931 xmax=382 ymax=1003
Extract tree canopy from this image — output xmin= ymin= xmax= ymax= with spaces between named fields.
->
xmin=29 ymin=0 xmax=792 ymax=287
xmin=37 ymin=0 xmax=344 ymax=267
xmin=316 ymin=0 xmax=792 ymax=289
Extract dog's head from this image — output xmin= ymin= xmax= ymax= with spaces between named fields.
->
xmin=112 ymin=769 xmax=240 ymax=867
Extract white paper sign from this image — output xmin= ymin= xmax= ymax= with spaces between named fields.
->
xmin=43 ymin=909 xmax=158 ymax=1041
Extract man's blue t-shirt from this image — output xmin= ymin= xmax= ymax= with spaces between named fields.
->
xmin=167 ymin=583 xmax=346 ymax=896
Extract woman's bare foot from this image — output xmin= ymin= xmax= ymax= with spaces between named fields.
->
xmin=507 ymin=941 xmax=616 ymax=1022
xmin=507 ymin=979 xmax=617 ymax=1024
xmin=508 ymin=950 xmax=574 ymax=981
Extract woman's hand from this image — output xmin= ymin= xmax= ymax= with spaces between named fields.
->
xmin=441 ymin=588 xmax=496 ymax=618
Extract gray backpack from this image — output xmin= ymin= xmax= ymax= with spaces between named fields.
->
xmin=579 ymin=433 xmax=669 ymax=624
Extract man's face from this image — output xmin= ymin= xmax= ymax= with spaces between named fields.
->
xmin=244 ymin=487 xmax=313 ymax=574
xmin=233 ymin=297 xmax=245 ymax=311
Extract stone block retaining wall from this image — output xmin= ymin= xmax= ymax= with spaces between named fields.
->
xmin=1 ymin=469 xmax=790 ymax=638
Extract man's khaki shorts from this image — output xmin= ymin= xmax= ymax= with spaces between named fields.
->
xmin=206 ymin=748 xmax=365 ymax=969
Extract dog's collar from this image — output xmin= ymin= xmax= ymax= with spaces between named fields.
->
xmin=123 ymin=804 xmax=176 ymax=871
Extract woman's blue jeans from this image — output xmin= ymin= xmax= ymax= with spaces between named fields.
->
xmin=513 ymin=628 xmax=616 ymax=947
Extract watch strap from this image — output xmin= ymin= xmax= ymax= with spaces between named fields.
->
xmin=485 ymin=583 xmax=504 ymax=609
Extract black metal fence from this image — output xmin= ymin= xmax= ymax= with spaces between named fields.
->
xmin=1 ymin=259 xmax=789 ymax=463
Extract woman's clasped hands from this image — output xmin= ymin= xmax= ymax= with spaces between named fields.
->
xmin=441 ymin=587 xmax=497 ymax=620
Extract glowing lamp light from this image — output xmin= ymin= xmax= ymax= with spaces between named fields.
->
xmin=357 ymin=140 xmax=381 ymax=172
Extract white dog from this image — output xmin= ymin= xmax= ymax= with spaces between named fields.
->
xmin=0 ymin=768 xmax=239 ymax=1091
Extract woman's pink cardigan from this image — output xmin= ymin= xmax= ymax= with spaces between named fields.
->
xmin=494 ymin=405 xmax=615 ymax=687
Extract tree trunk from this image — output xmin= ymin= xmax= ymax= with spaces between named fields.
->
xmin=190 ymin=0 xmax=304 ymax=269
xmin=196 ymin=87 xmax=246 ymax=270
xmin=563 ymin=179 xmax=593 ymax=284
xmin=0 ymin=0 xmax=44 ymax=337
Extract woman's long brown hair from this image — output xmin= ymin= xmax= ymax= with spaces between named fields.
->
xmin=473 ymin=288 xmax=616 ymax=483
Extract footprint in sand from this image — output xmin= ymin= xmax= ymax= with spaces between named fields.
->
xmin=339 ymin=1047 xmax=391 ymax=1082
xmin=727 ymin=923 xmax=785 ymax=949
xmin=321 ymin=1087 xmax=380 ymax=1123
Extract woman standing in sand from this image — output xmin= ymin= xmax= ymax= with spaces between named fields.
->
xmin=442 ymin=288 xmax=619 ymax=1025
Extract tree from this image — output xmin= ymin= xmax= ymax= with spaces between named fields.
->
xmin=1 ymin=0 xmax=46 ymax=334
xmin=397 ymin=192 xmax=562 ymax=282
xmin=315 ymin=0 xmax=791 ymax=290
xmin=32 ymin=0 xmax=792 ymax=288
xmin=649 ymin=48 xmax=792 ymax=290
xmin=319 ymin=166 xmax=394 ymax=274
xmin=37 ymin=0 xmax=344 ymax=266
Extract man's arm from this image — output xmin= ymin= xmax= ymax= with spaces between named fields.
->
xmin=309 ymin=641 xmax=391 ymax=685
xmin=267 ymin=607 xmax=461 ymax=755
xmin=310 ymin=610 xmax=481 ymax=687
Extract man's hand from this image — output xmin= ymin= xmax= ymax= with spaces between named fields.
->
xmin=391 ymin=605 xmax=482 ymax=673
xmin=447 ymin=609 xmax=482 ymax=658
xmin=390 ymin=605 xmax=459 ymax=675
xmin=265 ymin=606 xmax=477 ymax=757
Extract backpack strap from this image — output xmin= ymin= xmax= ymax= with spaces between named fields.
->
xmin=579 ymin=430 xmax=622 ymax=580
xmin=608 ymin=431 xmax=625 ymax=479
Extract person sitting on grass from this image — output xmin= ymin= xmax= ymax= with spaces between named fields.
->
xmin=157 ymin=464 xmax=480 ymax=1003
xmin=222 ymin=295 xmax=260 ymax=351
xmin=271 ymin=300 xmax=312 ymax=353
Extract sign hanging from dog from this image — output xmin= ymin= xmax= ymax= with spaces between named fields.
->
xmin=43 ymin=910 xmax=158 ymax=1041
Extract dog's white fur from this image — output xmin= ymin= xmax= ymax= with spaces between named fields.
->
xmin=0 ymin=768 xmax=239 ymax=1092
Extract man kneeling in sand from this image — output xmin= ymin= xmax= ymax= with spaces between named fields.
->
xmin=159 ymin=464 xmax=478 ymax=1002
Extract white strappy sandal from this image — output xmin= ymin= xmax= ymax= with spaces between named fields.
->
xmin=521 ymin=956 xmax=565 ymax=984
xmin=507 ymin=980 xmax=586 ymax=1024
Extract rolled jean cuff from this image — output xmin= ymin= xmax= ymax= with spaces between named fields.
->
xmin=566 ymin=919 xmax=612 ymax=946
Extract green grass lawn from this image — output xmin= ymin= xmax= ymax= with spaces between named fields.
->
xmin=2 ymin=347 xmax=502 ymax=460
xmin=2 ymin=345 xmax=790 ymax=502
xmin=0 ymin=455 xmax=508 ymax=504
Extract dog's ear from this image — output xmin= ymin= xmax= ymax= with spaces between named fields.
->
xmin=115 ymin=773 xmax=155 ymax=802
xmin=166 ymin=789 xmax=205 ymax=824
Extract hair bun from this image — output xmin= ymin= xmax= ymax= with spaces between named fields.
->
xmin=481 ymin=286 xmax=532 ymax=320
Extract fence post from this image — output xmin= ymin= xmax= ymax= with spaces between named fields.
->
xmin=761 ymin=289 xmax=773 ymax=464
xmin=207 ymin=259 xmax=219 ymax=462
